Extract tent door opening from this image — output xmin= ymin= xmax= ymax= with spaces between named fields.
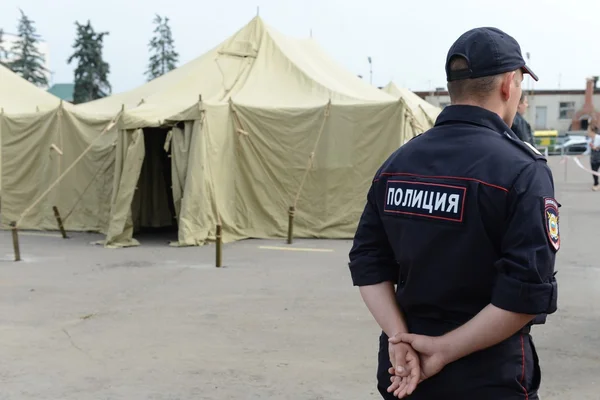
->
xmin=131 ymin=127 xmax=178 ymax=239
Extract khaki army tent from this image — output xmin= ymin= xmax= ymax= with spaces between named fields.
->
xmin=0 ymin=63 xmax=62 ymax=194
xmin=0 ymin=64 xmax=117 ymax=231
xmin=0 ymin=64 xmax=64 ymax=114
xmin=73 ymin=17 xmax=426 ymax=248
xmin=382 ymin=81 xmax=441 ymax=132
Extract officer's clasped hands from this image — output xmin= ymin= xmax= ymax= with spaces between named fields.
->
xmin=386 ymin=340 xmax=421 ymax=398
xmin=385 ymin=333 xmax=450 ymax=398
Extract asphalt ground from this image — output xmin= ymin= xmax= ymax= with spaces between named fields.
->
xmin=0 ymin=155 xmax=598 ymax=399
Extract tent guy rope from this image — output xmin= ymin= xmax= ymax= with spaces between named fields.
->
xmin=15 ymin=113 xmax=121 ymax=228
xmin=292 ymin=100 xmax=332 ymax=210
xmin=62 ymin=147 xmax=115 ymax=223
xmin=287 ymin=100 xmax=331 ymax=244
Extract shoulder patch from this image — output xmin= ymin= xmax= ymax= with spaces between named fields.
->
xmin=384 ymin=180 xmax=466 ymax=223
xmin=544 ymin=197 xmax=560 ymax=251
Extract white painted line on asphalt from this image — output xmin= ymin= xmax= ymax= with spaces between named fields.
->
xmin=258 ymin=245 xmax=334 ymax=252
xmin=19 ymin=232 xmax=63 ymax=238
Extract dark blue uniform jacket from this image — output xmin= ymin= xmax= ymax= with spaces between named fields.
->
xmin=349 ymin=105 xmax=559 ymax=400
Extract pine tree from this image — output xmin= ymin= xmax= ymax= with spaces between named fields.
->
xmin=8 ymin=9 xmax=48 ymax=86
xmin=0 ymin=29 xmax=7 ymax=66
xmin=146 ymin=14 xmax=179 ymax=81
xmin=67 ymin=20 xmax=111 ymax=104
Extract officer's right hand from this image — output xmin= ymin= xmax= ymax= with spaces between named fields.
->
xmin=387 ymin=341 xmax=420 ymax=398
xmin=389 ymin=333 xmax=448 ymax=381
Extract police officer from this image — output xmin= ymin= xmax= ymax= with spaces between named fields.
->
xmin=511 ymin=93 xmax=535 ymax=145
xmin=348 ymin=27 xmax=558 ymax=400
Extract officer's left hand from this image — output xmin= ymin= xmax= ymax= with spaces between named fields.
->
xmin=386 ymin=342 xmax=421 ymax=398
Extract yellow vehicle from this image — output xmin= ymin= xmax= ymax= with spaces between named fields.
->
xmin=533 ymin=130 xmax=558 ymax=149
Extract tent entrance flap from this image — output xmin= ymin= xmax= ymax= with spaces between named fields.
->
xmin=130 ymin=128 xmax=177 ymax=237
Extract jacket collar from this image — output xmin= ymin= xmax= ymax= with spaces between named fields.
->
xmin=435 ymin=105 xmax=518 ymax=140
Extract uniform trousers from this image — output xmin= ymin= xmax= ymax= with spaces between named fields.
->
xmin=376 ymin=319 xmax=541 ymax=400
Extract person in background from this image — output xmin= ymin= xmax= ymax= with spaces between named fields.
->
xmin=511 ymin=93 xmax=535 ymax=145
xmin=586 ymin=123 xmax=600 ymax=191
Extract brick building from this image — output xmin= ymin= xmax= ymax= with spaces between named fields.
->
xmin=414 ymin=77 xmax=600 ymax=134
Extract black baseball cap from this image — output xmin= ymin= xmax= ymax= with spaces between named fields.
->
xmin=445 ymin=27 xmax=538 ymax=82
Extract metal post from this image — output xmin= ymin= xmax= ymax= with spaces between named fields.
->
xmin=287 ymin=206 xmax=295 ymax=244
xmin=215 ymin=224 xmax=222 ymax=268
xmin=10 ymin=221 xmax=21 ymax=262
xmin=52 ymin=206 xmax=68 ymax=239
xmin=562 ymin=147 xmax=567 ymax=182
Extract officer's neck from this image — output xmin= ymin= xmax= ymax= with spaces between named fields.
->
xmin=451 ymin=99 xmax=510 ymax=125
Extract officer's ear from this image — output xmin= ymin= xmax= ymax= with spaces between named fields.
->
xmin=499 ymin=71 xmax=517 ymax=102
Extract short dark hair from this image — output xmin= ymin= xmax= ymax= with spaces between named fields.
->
xmin=446 ymin=56 xmax=501 ymax=102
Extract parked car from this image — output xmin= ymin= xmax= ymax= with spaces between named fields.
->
xmin=534 ymin=130 xmax=588 ymax=155
xmin=554 ymin=133 xmax=588 ymax=155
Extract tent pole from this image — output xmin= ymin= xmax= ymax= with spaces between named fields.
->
xmin=52 ymin=206 xmax=68 ymax=239
xmin=10 ymin=221 xmax=21 ymax=262
xmin=216 ymin=224 xmax=222 ymax=268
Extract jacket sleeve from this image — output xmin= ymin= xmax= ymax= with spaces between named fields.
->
xmin=491 ymin=160 xmax=559 ymax=315
xmin=348 ymin=181 xmax=398 ymax=286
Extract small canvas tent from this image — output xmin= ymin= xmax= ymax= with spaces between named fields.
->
xmin=73 ymin=16 xmax=427 ymax=248
xmin=382 ymin=81 xmax=441 ymax=131
xmin=0 ymin=64 xmax=117 ymax=231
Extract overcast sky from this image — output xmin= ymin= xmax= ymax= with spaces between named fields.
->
xmin=1 ymin=0 xmax=597 ymax=94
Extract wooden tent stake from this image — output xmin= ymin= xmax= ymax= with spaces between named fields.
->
xmin=287 ymin=206 xmax=295 ymax=244
xmin=52 ymin=206 xmax=68 ymax=239
xmin=10 ymin=222 xmax=21 ymax=261
xmin=216 ymin=224 xmax=223 ymax=268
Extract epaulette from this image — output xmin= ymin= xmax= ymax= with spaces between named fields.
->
xmin=523 ymin=141 xmax=544 ymax=157
xmin=502 ymin=130 xmax=546 ymax=161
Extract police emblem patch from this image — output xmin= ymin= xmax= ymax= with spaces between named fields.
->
xmin=544 ymin=197 xmax=560 ymax=251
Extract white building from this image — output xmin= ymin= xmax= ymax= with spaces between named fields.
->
xmin=415 ymin=78 xmax=600 ymax=134
xmin=1 ymin=31 xmax=52 ymax=88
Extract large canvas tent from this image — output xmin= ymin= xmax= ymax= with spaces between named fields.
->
xmin=382 ymin=81 xmax=441 ymax=131
xmin=3 ymin=17 xmax=428 ymax=247
xmin=73 ymin=16 xmax=429 ymax=248
xmin=0 ymin=64 xmax=117 ymax=231
xmin=0 ymin=64 xmax=63 ymax=114
xmin=0 ymin=63 xmax=62 ymax=195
